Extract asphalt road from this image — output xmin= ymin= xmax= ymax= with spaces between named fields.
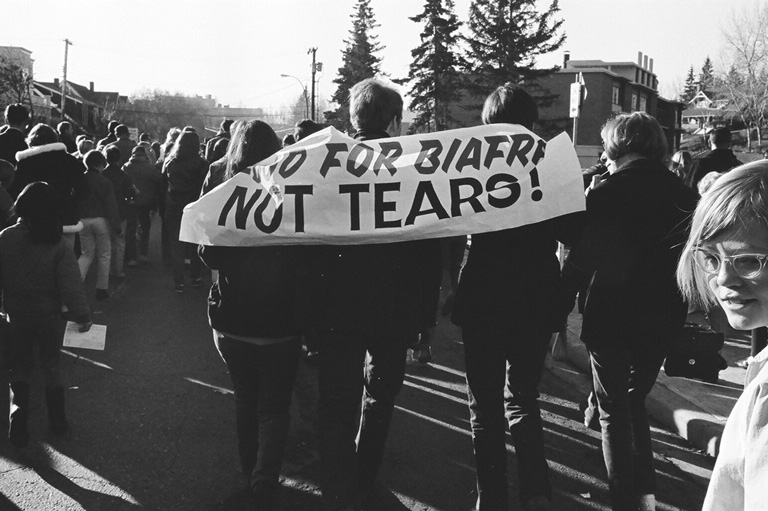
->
xmin=0 ymin=217 xmax=714 ymax=510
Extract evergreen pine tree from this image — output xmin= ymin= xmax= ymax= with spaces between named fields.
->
xmin=325 ymin=0 xmax=383 ymax=132
xmin=401 ymin=0 xmax=466 ymax=133
xmin=682 ymin=65 xmax=698 ymax=103
xmin=699 ymin=56 xmax=715 ymax=96
xmin=465 ymin=0 xmax=565 ymax=98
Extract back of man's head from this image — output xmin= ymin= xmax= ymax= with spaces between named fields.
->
xmin=105 ymin=145 xmax=122 ymax=164
xmin=5 ymin=103 xmax=29 ymax=127
xmin=107 ymin=120 xmax=119 ymax=134
xmin=710 ymin=127 xmax=731 ymax=148
xmin=115 ymin=124 xmax=130 ymax=138
xmin=349 ymin=79 xmax=403 ymax=133
xmin=57 ymin=121 xmax=72 ymax=135
xmin=221 ymin=119 xmax=234 ymax=133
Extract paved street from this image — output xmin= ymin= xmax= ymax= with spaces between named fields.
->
xmin=0 ymin=218 xmax=714 ymax=510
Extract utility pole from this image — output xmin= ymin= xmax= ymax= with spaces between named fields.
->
xmin=308 ymin=47 xmax=317 ymax=121
xmin=61 ymin=38 xmax=73 ymax=122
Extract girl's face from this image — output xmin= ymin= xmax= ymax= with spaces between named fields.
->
xmin=700 ymin=221 xmax=768 ymax=331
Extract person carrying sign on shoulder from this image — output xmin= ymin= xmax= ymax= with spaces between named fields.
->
xmin=451 ymin=83 xmax=583 ymax=511
xmin=297 ymin=78 xmax=442 ymax=511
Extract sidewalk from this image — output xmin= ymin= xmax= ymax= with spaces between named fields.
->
xmin=561 ymin=310 xmax=747 ymax=457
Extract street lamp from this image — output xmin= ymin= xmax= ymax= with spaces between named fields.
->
xmin=280 ymin=74 xmax=309 ymax=119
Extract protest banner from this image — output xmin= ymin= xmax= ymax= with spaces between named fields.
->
xmin=180 ymin=124 xmax=585 ymax=246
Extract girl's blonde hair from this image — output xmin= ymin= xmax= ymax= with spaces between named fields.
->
xmin=677 ymin=160 xmax=768 ymax=308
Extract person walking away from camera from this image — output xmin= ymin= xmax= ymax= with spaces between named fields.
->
xmin=11 ymin=124 xmax=88 ymax=250
xmin=677 ymin=161 xmax=768 ymax=510
xmin=78 ymin=150 xmax=121 ymax=300
xmin=687 ymin=127 xmax=741 ymax=190
xmin=162 ymin=130 xmax=207 ymax=292
xmin=199 ymin=119 xmax=304 ymax=510
xmin=107 ymin=124 xmax=136 ymax=167
xmin=451 ymin=83 xmax=583 ymax=511
xmin=96 ymin=120 xmax=119 ymax=150
xmin=204 ymin=119 xmax=233 ymax=164
xmin=124 ymin=145 xmax=162 ymax=266
xmin=102 ymin=145 xmax=135 ymax=278
xmin=157 ymin=127 xmax=182 ymax=265
xmin=296 ymin=78 xmax=441 ymax=510
xmin=138 ymin=133 xmax=156 ymax=166
xmin=0 ymin=104 xmax=29 ymax=165
xmin=565 ymin=112 xmax=698 ymax=511
xmin=3 ymin=182 xmax=92 ymax=448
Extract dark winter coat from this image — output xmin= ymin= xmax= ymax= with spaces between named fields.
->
xmin=0 ymin=127 xmax=27 ymax=164
xmin=687 ymin=148 xmax=742 ymax=190
xmin=565 ymin=158 xmax=698 ymax=349
xmin=11 ymin=143 xmax=89 ymax=230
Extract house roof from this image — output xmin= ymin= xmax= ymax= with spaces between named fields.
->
xmin=34 ymin=80 xmax=123 ymax=107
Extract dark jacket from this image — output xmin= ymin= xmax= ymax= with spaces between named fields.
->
xmin=124 ymin=153 xmax=162 ymax=209
xmin=11 ymin=143 xmax=89 ymax=229
xmin=453 ymin=212 xmax=584 ymax=334
xmin=108 ymin=137 xmax=137 ymax=167
xmin=80 ymin=169 xmax=121 ymax=232
xmin=201 ymin=157 xmax=227 ymax=196
xmin=296 ymin=129 xmax=442 ymax=340
xmin=565 ymin=158 xmax=698 ymax=349
xmin=103 ymin=163 xmax=135 ymax=220
xmin=0 ymin=127 xmax=27 ymax=164
xmin=687 ymin=148 xmax=742 ymax=189
xmin=163 ymin=155 xmax=207 ymax=209
xmin=199 ymin=244 xmax=304 ymax=338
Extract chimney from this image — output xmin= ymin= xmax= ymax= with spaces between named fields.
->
xmin=643 ymin=54 xmax=648 ymax=70
xmin=54 ymin=78 xmax=60 ymax=88
xmin=637 ymin=51 xmax=643 ymax=67
xmin=90 ymin=81 xmax=94 ymax=92
xmin=563 ymin=51 xmax=570 ymax=68
xmin=649 ymin=58 xmax=654 ymax=73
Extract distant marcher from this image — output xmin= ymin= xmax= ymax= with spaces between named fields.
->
xmin=677 ymin=161 xmax=768 ymax=511
xmin=3 ymin=182 xmax=92 ymax=448
xmin=687 ymin=127 xmax=742 ymax=189
xmin=150 ymin=141 xmax=161 ymax=160
xmin=204 ymin=119 xmax=233 ymax=163
xmin=96 ymin=120 xmax=119 ymax=149
xmin=57 ymin=121 xmax=77 ymax=153
xmin=293 ymin=119 xmax=323 ymax=142
xmin=669 ymin=149 xmax=692 ymax=182
xmin=0 ymin=103 xmax=29 ymax=164
xmin=11 ymin=124 xmax=88 ymax=249
xmin=138 ymin=132 xmax=157 ymax=166
xmin=452 ymin=83 xmax=581 ymax=511
xmin=78 ymin=150 xmax=121 ymax=300
xmin=157 ymin=127 xmax=183 ymax=265
xmin=102 ymin=145 xmax=135 ymax=278
xmin=163 ymin=130 xmax=207 ymax=292
xmin=198 ymin=119 xmax=300 ymax=509
xmin=73 ymin=137 xmax=94 ymax=162
xmin=124 ymin=145 xmax=162 ymax=266
xmin=566 ymin=112 xmax=698 ymax=511
xmin=281 ymin=133 xmax=295 ymax=148
xmin=107 ymin=124 xmax=136 ymax=167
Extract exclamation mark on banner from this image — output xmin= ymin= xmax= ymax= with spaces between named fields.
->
xmin=530 ymin=168 xmax=543 ymax=201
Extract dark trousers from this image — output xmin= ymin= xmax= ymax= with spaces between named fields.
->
xmin=317 ymin=331 xmax=408 ymax=510
xmin=164 ymin=205 xmax=201 ymax=285
xmin=588 ymin=342 xmax=666 ymax=511
xmin=214 ymin=334 xmax=302 ymax=490
xmin=462 ymin=323 xmax=552 ymax=509
xmin=7 ymin=314 xmax=66 ymax=387
xmin=125 ymin=205 xmax=152 ymax=262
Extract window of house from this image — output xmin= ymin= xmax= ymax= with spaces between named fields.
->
xmin=612 ymin=84 xmax=620 ymax=105
xmin=632 ymin=92 xmax=639 ymax=111
xmin=639 ymin=94 xmax=647 ymax=112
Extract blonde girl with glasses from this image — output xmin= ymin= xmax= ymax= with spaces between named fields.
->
xmin=677 ymin=160 xmax=768 ymax=511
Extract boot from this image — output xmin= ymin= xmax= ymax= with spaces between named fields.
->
xmin=46 ymin=386 xmax=69 ymax=436
xmin=9 ymin=381 xmax=30 ymax=447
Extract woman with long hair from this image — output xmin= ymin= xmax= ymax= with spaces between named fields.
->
xmin=162 ymin=130 xmax=207 ymax=292
xmin=198 ymin=120 xmax=302 ymax=509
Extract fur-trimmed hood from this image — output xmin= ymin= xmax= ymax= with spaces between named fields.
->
xmin=15 ymin=142 xmax=67 ymax=163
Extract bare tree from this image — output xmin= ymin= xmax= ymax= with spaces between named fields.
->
xmin=0 ymin=55 xmax=33 ymax=109
xmin=719 ymin=3 xmax=768 ymax=150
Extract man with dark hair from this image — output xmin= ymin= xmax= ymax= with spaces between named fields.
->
xmin=302 ymin=78 xmax=440 ymax=510
xmin=687 ymin=127 xmax=742 ymax=190
xmin=293 ymin=118 xmax=323 ymax=142
xmin=97 ymin=120 xmax=119 ymax=149
xmin=0 ymin=103 xmax=29 ymax=164
xmin=107 ymin=124 xmax=136 ymax=167
xmin=57 ymin=121 xmax=77 ymax=153
xmin=204 ymin=118 xmax=233 ymax=163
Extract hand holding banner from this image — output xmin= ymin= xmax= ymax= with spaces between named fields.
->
xmin=180 ymin=124 xmax=585 ymax=246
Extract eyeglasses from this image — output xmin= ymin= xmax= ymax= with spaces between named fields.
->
xmin=692 ymin=248 xmax=768 ymax=279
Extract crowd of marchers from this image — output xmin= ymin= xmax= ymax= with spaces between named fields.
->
xmin=0 ymin=76 xmax=767 ymax=511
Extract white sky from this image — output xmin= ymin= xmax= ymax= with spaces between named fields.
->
xmin=2 ymin=0 xmax=757 ymax=113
